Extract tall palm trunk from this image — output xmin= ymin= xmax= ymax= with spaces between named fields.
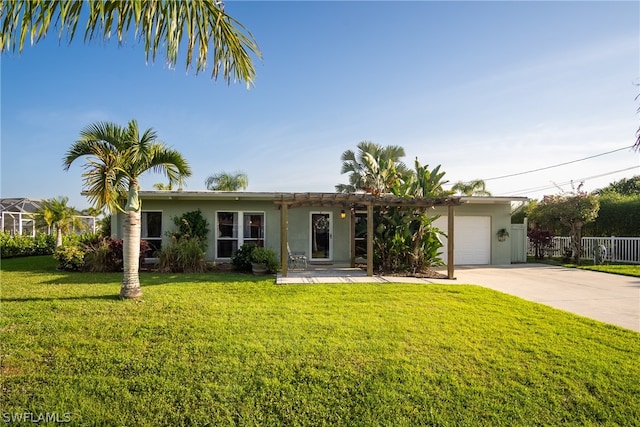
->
xmin=55 ymin=226 xmax=63 ymax=247
xmin=120 ymin=210 xmax=142 ymax=299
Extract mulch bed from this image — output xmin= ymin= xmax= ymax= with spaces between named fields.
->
xmin=355 ymin=264 xmax=449 ymax=279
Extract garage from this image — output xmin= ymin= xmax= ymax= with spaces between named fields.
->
xmin=433 ymin=216 xmax=491 ymax=265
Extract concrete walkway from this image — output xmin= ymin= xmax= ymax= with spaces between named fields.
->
xmin=277 ymin=264 xmax=640 ymax=332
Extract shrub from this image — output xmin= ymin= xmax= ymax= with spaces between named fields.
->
xmin=169 ymin=209 xmax=210 ymax=245
xmin=0 ymin=231 xmax=56 ymax=258
xmin=250 ymin=246 xmax=279 ymax=273
xmin=33 ymin=233 xmax=56 ymax=255
xmin=157 ymin=236 xmax=207 ymax=273
xmin=53 ymin=245 xmax=87 ymax=271
xmin=231 ymin=242 xmax=257 ymax=272
xmin=81 ymin=238 xmax=151 ymax=272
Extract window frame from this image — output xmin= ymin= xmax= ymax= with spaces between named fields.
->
xmin=141 ymin=210 xmax=163 ymax=253
xmin=215 ymin=210 xmax=266 ymax=259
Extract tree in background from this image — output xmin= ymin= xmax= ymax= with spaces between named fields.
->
xmin=452 ymin=179 xmax=492 ymax=196
xmin=205 ymin=171 xmax=249 ymax=191
xmin=529 ymin=193 xmax=599 ymax=265
xmin=64 ymin=120 xmax=192 ymax=299
xmin=153 ymin=182 xmax=175 ymax=191
xmin=585 ymin=175 xmax=640 ymax=236
xmin=1 ymin=1 xmax=260 ymax=85
xmin=36 ymin=196 xmax=81 ymax=247
xmin=594 ymin=175 xmax=640 ymax=196
xmin=336 ymin=141 xmax=407 ymax=195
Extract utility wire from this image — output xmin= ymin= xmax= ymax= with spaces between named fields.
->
xmin=481 ymin=145 xmax=635 ymax=182
xmin=495 ymin=165 xmax=640 ymax=196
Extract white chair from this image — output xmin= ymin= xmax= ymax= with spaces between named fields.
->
xmin=287 ymin=243 xmax=307 ymax=270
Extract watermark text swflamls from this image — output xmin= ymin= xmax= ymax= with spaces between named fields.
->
xmin=2 ymin=412 xmax=72 ymax=423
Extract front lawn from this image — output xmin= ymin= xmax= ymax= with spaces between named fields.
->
xmin=1 ymin=256 xmax=639 ymax=426
xmin=577 ymin=264 xmax=640 ymax=278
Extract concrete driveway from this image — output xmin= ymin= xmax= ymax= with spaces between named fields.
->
xmin=447 ymin=264 xmax=640 ymax=332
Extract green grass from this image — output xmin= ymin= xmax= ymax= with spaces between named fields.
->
xmin=2 ymin=256 xmax=639 ymax=426
xmin=528 ymin=256 xmax=640 ymax=277
xmin=577 ymin=264 xmax=640 ymax=277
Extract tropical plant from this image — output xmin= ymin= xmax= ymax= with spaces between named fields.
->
xmin=83 ymin=237 xmax=150 ymax=273
xmin=336 ymin=142 xmax=454 ymax=274
xmin=157 ymin=236 xmax=207 ymax=273
xmin=35 ymin=196 xmax=82 ymax=247
xmin=231 ymin=242 xmax=257 ymax=272
xmin=152 ymin=182 xmax=174 ymax=190
xmin=205 ymin=171 xmax=249 ymax=191
xmin=336 ymin=141 xmax=406 ymax=195
xmin=63 ymin=119 xmax=192 ymax=299
xmin=452 ymin=179 xmax=492 ymax=196
xmin=1 ymin=0 xmax=261 ymax=85
xmin=169 ymin=209 xmax=210 ymax=243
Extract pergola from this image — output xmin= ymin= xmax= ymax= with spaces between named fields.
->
xmin=273 ymin=192 xmax=462 ymax=279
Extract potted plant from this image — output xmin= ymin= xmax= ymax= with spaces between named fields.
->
xmin=250 ymin=246 xmax=279 ymax=275
xmin=497 ymin=228 xmax=510 ymax=242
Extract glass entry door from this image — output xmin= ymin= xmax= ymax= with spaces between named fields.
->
xmin=310 ymin=212 xmax=332 ymax=261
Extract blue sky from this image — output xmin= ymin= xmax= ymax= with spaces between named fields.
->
xmin=2 ymin=1 xmax=639 ymax=210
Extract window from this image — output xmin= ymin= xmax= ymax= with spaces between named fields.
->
xmin=141 ymin=211 xmax=162 ymax=253
xmin=217 ymin=211 xmax=265 ymax=258
xmin=354 ymin=211 xmax=367 ymax=257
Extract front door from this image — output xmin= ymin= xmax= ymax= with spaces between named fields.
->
xmin=310 ymin=212 xmax=332 ymax=261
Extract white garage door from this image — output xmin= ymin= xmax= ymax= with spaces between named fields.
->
xmin=433 ymin=216 xmax=491 ymax=265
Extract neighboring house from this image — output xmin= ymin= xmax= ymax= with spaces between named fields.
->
xmin=1 ymin=197 xmax=98 ymax=236
xmin=1 ymin=198 xmax=44 ymax=236
xmin=112 ymin=191 xmax=527 ymax=272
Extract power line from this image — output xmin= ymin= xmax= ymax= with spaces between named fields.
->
xmin=482 ymin=145 xmax=635 ymax=182
xmin=495 ymin=165 xmax=640 ymax=196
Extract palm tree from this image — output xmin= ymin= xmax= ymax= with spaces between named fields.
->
xmin=1 ymin=1 xmax=261 ymax=85
xmin=152 ymin=182 xmax=174 ymax=190
xmin=336 ymin=141 xmax=406 ymax=195
xmin=64 ymin=120 xmax=192 ymax=299
xmin=36 ymin=196 xmax=80 ymax=247
xmin=451 ymin=179 xmax=492 ymax=196
xmin=205 ymin=171 xmax=249 ymax=191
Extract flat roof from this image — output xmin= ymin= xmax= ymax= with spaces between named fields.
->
xmin=138 ymin=191 xmax=527 ymax=206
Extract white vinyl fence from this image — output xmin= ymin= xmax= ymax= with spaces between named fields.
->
xmin=528 ymin=236 xmax=640 ymax=264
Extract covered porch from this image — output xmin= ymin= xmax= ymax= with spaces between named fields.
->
xmin=274 ymin=193 xmax=462 ymax=280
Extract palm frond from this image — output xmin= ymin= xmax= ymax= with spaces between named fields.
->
xmin=1 ymin=0 xmax=261 ymax=85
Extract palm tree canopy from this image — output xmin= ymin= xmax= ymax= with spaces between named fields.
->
xmin=451 ymin=179 xmax=492 ymax=196
xmin=205 ymin=171 xmax=249 ymax=191
xmin=64 ymin=120 xmax=192 ymax=213
xmin=36 ymin=196 xmax=77 ymax=230
xmin=337 ymin=141 xmax=406 ymax=195
xmin=1 ymin=0 xmax=261 ymax=85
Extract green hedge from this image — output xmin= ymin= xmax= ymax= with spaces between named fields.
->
xmin=0 ymin=232 xmax=56 ymax=258
xmin=584 ymin=194 xmax=640 ymax=237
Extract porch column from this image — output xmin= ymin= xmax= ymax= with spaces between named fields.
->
xmin=447 ymin=204 xmax=455 ymax=280
xmin=367 ymin=202 xmax=373 ymax=276
xmin=350 ymin=208 xmax=356 ymax=268
xmin=280 ymin=203 xmax=288 ymax=277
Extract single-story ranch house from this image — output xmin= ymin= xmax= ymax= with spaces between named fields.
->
xmin=112 ymin=191 xmax=528 ymax=277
